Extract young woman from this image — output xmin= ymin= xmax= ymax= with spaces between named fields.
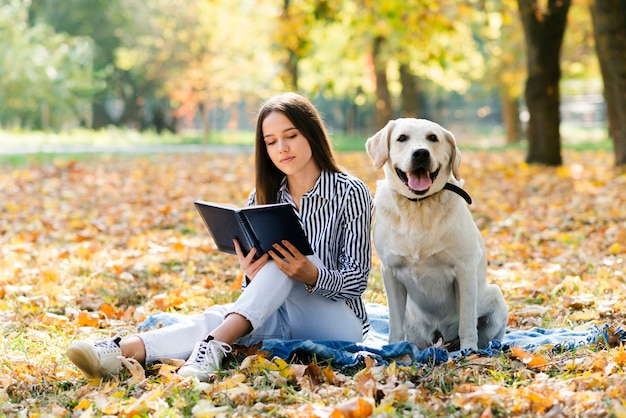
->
xmin=67 ymin=92 xmax=373 ymax=382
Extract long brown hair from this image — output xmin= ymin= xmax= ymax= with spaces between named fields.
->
xmin=254 ymin=92 xmax=341 ymax=205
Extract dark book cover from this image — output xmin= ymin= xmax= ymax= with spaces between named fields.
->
xmin=194 ymin=201 xmax=313 ymax=258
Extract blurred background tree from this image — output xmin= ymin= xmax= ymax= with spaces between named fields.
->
xmin=1 ymin=0 xmax=623 ymax=166
xmin=590 ymin=0 xmax=626 ymax=165
xmin=0 ymin=0 xmax=100 ymax=130
xmin=27 ymin=0 xmax=132 ymax=128
xmin=518 ymin=0 xmax=571 ymax=166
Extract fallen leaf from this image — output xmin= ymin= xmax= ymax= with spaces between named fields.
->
xmin=332 ymin=396 xmax=374 ymax=418
xmin=511 ymin=346 xmax=550 ymax=370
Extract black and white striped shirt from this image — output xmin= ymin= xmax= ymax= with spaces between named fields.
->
xmin=247 ymin=169 xmax=373 ymax=336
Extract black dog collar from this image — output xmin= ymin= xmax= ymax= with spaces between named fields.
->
xmin=407 ymin=182 xmax=472 ymax=205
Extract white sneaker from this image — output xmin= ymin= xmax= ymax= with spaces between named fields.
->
xmin=178 ymin=337 xmax=232 ymax=382
xmin=66 ymin=330 xmax=130 ymax=378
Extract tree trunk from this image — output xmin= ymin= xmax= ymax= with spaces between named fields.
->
xmin=500 ymin=89 xmax=520 ymax=144
xmin=373 ymin=35 xmax=393 ymax=130
xmin=286 ymin=49 xmax=299 ymax=91
xmin=518 ymin=0 xmax=571 ymax=166
xmin=399 ymin=64 xmax=420 ymax=118
xmin=281 ymin=0 xmax=299 ymax=91
xmin=91 ymin=100 xmax=113 ymax=129
xmin=202 ymin=82 xmax=211 ymax=146
xmin=590 ymin=0 xmax=626 ymax=166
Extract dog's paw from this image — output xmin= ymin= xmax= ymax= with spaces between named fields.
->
xmin=459 ymin=336 xmax=478 ymax=352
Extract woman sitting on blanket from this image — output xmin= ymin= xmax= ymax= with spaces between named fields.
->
xmin=67 ymin=92 xmax=374 ymax=382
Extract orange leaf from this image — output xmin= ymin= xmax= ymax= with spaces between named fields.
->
xmin=332 ymin=396 xmax=373 ymax=418
xmin=511 ymin=346 xmax=549 ymax=370
xmin=614 ymin=344 xmax=626 ymax=367
xmin=355 ymin=372 xmax=377 ymax=398
xmin=323 ymin=366 xmax=338 ymax=385
xmin=38 ymin=312 xmax=69 ymax=327
xmin=99 ymin=303 xmax=117 ymax=319
xmin=76 ymin=311 xmax=100 ymax=327
xmin=152 ymin=294 xmax=168 ymax=310
xmin=229 ymin=272 xmax=244 ymax=291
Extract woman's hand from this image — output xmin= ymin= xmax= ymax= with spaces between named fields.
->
xmin=234 ymin=239 xmax=269 ymax=282
xmin=269 ymin=240 xmax=318 ymax=287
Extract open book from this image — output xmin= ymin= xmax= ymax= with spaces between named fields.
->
xmin=194 ymin=200 xmax=313 ymax=259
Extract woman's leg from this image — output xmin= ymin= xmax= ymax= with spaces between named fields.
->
xmin=227 ymin=256 xmax=363 ymax=343
xmin=66 ymin=304 xmax=229 ymax=380
xmin=136 ymin=304 xmax=229 ymax=364
xmin=211 ymin=260 xmax=295 ymax=344
xmin=129 ymin=260 xmax=295 ymax=365
xmin=177 ymin=261 xmax=296 ymax=381
xmin=226 ymin=260 xmax=296 ymax=332
xmin=141 ymin=255 xmax=362 ymax=358
xmin=285 ymin=283 xmax=363 ymax=342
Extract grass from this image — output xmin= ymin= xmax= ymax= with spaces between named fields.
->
xmin=0 ymin=124 xmax=614 ymax=168
xmin=1 ymin=149 xmax=625 ymax=416
xmin=0 ymin=127 xmax=371 ymax=150
xmin=0 ymin=127 xmax=189 ymax=147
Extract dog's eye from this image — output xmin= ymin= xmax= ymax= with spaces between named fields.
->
xmin=427 ymin=134 xmax=438 ymax=142
xmin=397 ymin=134 xmax=409 ymax=143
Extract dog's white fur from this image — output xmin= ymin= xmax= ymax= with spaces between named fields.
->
xmin=366 ymin=118 xmax=508 ymax=350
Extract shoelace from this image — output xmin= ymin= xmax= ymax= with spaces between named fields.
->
xmin=93 ymin=330 xmax=131 ymax=351
xmin=195 ymin=340 xmax=232 ymax=371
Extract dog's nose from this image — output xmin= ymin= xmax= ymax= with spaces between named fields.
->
xmin=411 ymin=148 xmax=430 ymax=165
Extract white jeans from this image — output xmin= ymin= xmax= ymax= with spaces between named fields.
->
xmin=139 ymin=256 xmax=363 ymax=364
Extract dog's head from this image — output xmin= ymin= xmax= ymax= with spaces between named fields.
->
xmin=366 ymin=118 xmax=461 ymax=199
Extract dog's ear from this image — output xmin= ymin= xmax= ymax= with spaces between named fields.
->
xmin=445 ymin=128 xmax=462 ymax=180
xmin=366 ymin=120 xmax=395 ymax=170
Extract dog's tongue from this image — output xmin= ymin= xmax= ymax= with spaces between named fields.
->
xmin=408 ymin=171 xmax=432 ymax=191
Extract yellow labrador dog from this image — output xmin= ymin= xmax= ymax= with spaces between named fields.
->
xmin=366 ymin=118 xmax=508 ymax=351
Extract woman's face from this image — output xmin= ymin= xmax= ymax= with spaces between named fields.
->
xmin=262 ymin=111 xmax=317 ymax=177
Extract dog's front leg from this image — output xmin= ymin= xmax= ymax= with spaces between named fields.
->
xmin=455 ymin=269 xmax=479 ymax=350
xmin=382 ymin=265 xmax=408 ymax=343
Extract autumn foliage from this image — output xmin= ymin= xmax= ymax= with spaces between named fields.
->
xmin=1 ymin=149 xmax=625 ymax=416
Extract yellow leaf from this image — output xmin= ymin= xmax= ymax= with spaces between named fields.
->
xmin=214 ymin=373 xmax=246 ymax=390
xmin=556 ymin=166 xmax=570 ymax=178
xmin=73 ymin=398 xmax=91 ymax=411
xmin=569 ymin=310 xmax=596 ymax=321
xmin=223 ymin=382 xmax=255 ymax=398
xmin=374 ymin=401 xmax=398 ymax=416
xmin=272 ymin=356 xmax=293 ymax=379
xmin=239 ymin=354 xmax=291 ymax=376
xmin=41 ymin=269 xmax=60 ymax=282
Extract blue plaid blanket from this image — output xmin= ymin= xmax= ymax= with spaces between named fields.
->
xmin=139 ymin=303 xmax=626 ymax=369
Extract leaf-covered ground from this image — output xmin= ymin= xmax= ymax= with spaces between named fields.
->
xmin=1 ymin=149 xmax=625 ymax=417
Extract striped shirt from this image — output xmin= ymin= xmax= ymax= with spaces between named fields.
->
xmin=246 ymin=169 xmax=373 ymax=336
